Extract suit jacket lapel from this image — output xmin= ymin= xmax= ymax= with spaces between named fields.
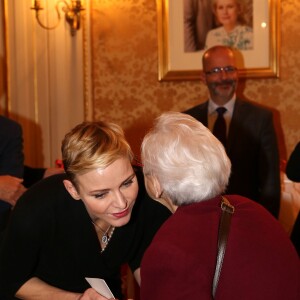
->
xmin=198 ymin=101 xmax=209 ymax=126
xmin=227 ymin=98 xmax=247 ymax=152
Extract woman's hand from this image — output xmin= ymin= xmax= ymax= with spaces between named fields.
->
xmin=79 ymin=288 xmax=115 ymax=300
xmin=16 ymin=278 xmax=116 ymax=300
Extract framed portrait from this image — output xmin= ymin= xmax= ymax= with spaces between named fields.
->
xmin=157 ymin=0 xmax=280 ymax=81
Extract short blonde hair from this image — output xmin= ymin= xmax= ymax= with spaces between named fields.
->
xmin=62 ymin=121 xmax=133 ymax=184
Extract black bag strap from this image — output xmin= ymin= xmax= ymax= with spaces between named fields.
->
xmin=212 ymin=196 xmax=235 ymax=299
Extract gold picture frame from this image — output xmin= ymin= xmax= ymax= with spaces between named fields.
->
xmin=157 ymin=0 xmax=280 ymax=81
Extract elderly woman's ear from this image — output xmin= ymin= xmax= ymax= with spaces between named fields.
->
xmin=144 ymin=174 xmax=163 ymax=199
xmin=144 ymin=174 xmax=177 ymax=213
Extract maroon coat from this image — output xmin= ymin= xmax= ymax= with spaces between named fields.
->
xmin=141 ymin=195 xmax=300 ymax=300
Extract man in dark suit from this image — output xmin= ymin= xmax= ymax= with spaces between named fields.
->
xmin=184 ymin=45 xmax=281 ymax=218
xmin=0 ymin=115 xmax=26 ymax=230
xmin=0 ymin=116 xmax=64 ymax=232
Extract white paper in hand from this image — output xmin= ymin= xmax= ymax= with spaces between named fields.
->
xmin=85 ymin=277 xmax=115 ymax=299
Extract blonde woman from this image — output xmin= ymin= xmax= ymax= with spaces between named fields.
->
xmin=205 ymin=0 xmax=253 ymax=50
xmin=0 ymin=121 xmax=170 ymax=300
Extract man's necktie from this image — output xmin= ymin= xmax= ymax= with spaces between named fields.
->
xmin=213 ymin=107 xmax=227 ymax=147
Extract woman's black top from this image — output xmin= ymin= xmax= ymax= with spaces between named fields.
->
xmin=0 ymin=168 xmax=171 ymax=299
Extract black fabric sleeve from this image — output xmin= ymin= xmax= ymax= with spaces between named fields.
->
xmin=257 ymin=109 xmax=281 ymax=218
xmin=286 ymin=142 xmax=300 ymax=182
xmin=0 ymin=182 xmax=51 ymax=298
xmin=23 ymin=165 xmax=46 ymax=188
xmin=0 ymin=117 xmax=24 ymax=177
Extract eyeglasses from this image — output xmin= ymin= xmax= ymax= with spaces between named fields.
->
xmin=205 ymin=66 xmax=237 ymax=76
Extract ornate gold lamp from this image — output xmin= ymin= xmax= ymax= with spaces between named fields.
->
xmin=31 ymin=0 xmax=85 ymax=36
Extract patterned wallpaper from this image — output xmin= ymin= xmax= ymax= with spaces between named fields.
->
xmin=90 ymin=0 xmax=300 ymax=161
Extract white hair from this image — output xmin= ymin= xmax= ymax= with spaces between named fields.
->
xmin=141 ymin=112 xmax=231 ymax=206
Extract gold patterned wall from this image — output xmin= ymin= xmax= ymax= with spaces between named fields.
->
xmin=90 ymin=0 xmax=300 ymax=160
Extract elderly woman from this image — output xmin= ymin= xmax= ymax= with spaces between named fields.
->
xmin=0 ymin=121 xmax=171 ymax=300
xmin=140 ymin=112 xmax=299 ymax=299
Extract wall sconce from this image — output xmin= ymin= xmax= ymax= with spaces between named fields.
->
xmin=31 ymin=0 xmax=85 ymax=36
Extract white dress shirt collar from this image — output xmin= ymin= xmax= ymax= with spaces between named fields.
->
xmin=208 ymin=95 xmax=236 ymax=116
